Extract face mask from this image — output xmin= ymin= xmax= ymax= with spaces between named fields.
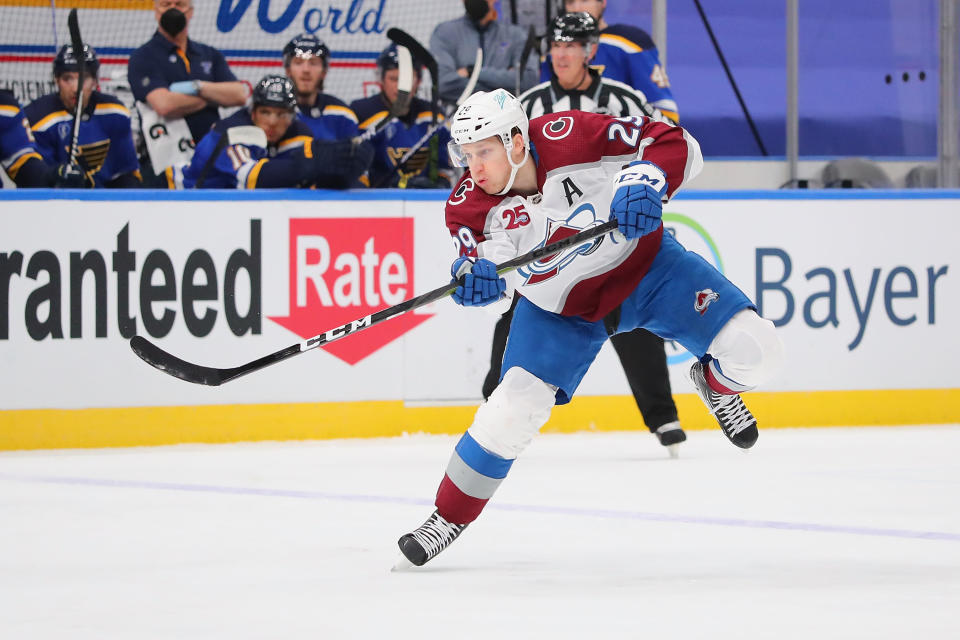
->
xmin=160 ymin=8 xmax=187 ymax=37
xmin=464 ymin=0 xmax=489 ymax=23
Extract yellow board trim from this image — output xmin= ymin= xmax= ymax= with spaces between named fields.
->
xmin=1 ymin=389 xmax=957 ymax=451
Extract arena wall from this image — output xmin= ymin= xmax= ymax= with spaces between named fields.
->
xmin=1 ymin=189 xmax=957 ymax=450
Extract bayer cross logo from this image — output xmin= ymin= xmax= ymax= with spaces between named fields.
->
xmin=661 ymin=213 xmax=725 ymax=366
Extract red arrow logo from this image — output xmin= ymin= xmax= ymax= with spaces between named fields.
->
xmin=268 ymin=218 xmax=434 ymax=365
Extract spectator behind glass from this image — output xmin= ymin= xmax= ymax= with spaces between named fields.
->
xmin=179 ymin=75 xmax=372 ymax=190
xmin=283 ymin=34 xmax=360 ymax=142
xmin=24 ymin=44 xmax=141 ymax=188
xmin=128 ymin=0 xmax=248 ymax=184
xmin=430 ymin=0 xmax=539 ymax=110
xmin=350 ymin=44 xmax=454 ymax=189
xmin=558 ymin=0 xmax=678 ymax=122
xmin=0 ymin=89 xmax=55 ymax=188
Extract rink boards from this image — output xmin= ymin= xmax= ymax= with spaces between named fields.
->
xmin=1 ymin=189 xmax=958 ymax=449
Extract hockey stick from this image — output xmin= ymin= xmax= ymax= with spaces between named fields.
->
xmin=516 ymin=25 xmax=537 ymax=97
xmin=66 ymin=9 xmax=86 ymax=167
xmin=350 ymin=44 xmax=414 ymax=145
xmin=386 ymin=28 xmax=438 ymax=108
xmin=456 ymin=47 xmax=484 ymax=106
xmin=373 ymin=46 xmax=483 ymax=188
xmin=385 ymin=28 xmax=442 ymax=182
xmin=129 ymin=219 xmax=618 ymax=386
xmin=194 ymin=125 xmax=268 ymax=188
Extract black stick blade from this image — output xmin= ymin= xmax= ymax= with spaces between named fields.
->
xmin=386 ymin=28 xmax=439 ymax=79
xmin=130 ymin=336 xmax=226 ymax=386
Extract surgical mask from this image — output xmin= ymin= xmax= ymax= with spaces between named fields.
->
xmin=464 ymin=0 xmax=490 ymax=23
xmin=160 ymin=8 xmax=187 ymax=37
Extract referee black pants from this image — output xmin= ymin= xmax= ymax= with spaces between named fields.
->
xmin=481 ymin=299 xmax=680 ymax=432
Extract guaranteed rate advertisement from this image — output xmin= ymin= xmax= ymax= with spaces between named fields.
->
xmin=0 ymin=192 xmax=958 ymax=413
xmin=0 ymin=194 xmax=471 ymax=410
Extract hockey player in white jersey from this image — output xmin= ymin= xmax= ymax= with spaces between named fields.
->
xmin=506 ymin=11 xmax=688 ymax=455
xmin=396 ymin=89 xmax=784 ymax=568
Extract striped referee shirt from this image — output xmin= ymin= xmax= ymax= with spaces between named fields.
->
xmin=517 ymin=68 xmax=673 ymax=124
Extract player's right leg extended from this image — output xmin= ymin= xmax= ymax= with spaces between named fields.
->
xmin=398 ymin=298 xmax=608 ymax=567
xmin=397 ymin=366 xmax=557 ymax=566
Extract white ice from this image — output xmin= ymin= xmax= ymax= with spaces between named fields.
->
xmin=2 ymin=425 xmax=958 ymax=639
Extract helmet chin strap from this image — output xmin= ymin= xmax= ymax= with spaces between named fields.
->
xmin=495 ymin=135 xmax=530 ymax=196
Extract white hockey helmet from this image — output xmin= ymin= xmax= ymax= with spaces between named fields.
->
xmin=448 ymin=89 xmax=530 ymax=195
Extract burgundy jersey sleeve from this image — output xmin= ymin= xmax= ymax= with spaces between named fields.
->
xmin=529 ymin=110 xmax=702 ymax=199
xmin=445 ymin=171 xmax=508 ymax=260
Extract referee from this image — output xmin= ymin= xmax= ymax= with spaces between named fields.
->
xmin=483 ymin=12 xmax=687 ymax=454
xmin=518 ymin=12 xmax=672 ymax=123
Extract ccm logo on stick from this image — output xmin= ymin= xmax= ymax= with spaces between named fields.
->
xmin=269 ymin=217 xmax=434 ymax=365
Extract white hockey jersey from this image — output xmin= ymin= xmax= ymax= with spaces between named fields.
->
xmin=445 ymin=110 xmax=702 ymax=322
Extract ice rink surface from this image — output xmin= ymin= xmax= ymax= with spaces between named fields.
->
xmin=2 ymin=425 xmax=958 ymax=639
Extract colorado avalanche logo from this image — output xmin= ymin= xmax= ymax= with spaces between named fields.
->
xmin=542 ymin=116 xmax=574 ymax=140
xmin=695 ymin=289 xmax=719 ymax=315
xmin=518 ymin=203 xmax=604 ymax=285
xmin=448 ymin=178 xmax=475 ymax=205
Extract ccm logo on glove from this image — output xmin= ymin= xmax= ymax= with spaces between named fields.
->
xmin=609 ymin=161 xmax=668 ymax=240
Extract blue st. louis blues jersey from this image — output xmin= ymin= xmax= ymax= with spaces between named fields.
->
xmin=181 ymin=109 xmax=312 ymax=189
xmin=297 ymin=93 xmax=359 ymax=141
xmin=541 ymin=24 xmax=678 ymax=122
xmin=24 ymin=91 xmax=140 ymax=187
xmin=349 ymin=94 xmax=453 ymax=187
xmin=0 ymin=90 xmax=45 ymax=187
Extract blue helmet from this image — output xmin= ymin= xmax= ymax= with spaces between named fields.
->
xmin=53 ymin=43 xmax=100 ymax=78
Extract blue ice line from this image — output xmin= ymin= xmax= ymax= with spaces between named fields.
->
xmin=1 ymin=472 xmax=957 ymax=542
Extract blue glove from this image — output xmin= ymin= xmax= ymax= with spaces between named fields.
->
xmin=169 ymin=80 xmax=199 ymax=95
xmin=451 ymin=256 xmax=506 ymax=307
xmin=609 ymin=160 xmax=668 ymax=239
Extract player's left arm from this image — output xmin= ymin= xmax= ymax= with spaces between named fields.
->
xmin=597 ymin=112 xmax=703 ymax=238
xmin=606 ymin=25 xmax=679 ymax=122
xmin=627 ymin=49 xmax=678 ymax=122
xmin=0 ymin=99 xmax=48 ymax=186
xmin=194 ymin=50 xmax=248 ymax=107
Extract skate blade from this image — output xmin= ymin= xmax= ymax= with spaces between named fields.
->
xmin=667 ymin=443 xmax=680 ymax=459
xmin=391 ymin=554 xmax=416 ymax=572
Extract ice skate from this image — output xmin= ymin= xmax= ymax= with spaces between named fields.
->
xmin=655 ymin=421 xmax=686 ymax=458
xmin=397 ymin=510 xmax=468 ymax=567
xmin=690 ymin=361 xmax=758 ymax=449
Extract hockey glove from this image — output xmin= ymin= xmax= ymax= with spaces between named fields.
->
xmin=311 ymin=139 xmax=375 ymax=189
xmin=451 ymin=256 xmax=506 ymax=307
xmin=52 ymin=162 xmax=92 ymax=188
xmin=609 ymin=160 xmax=668 ymax=239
